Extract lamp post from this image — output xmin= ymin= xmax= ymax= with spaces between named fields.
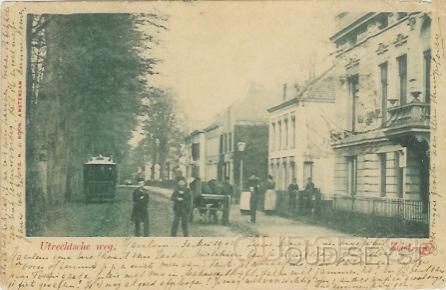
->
xmin=237 ymin=142 xmax=246 ymax=190
xmin=155 ymin=138 xmax=160 ymax=180
xmin=151 ymin=138 xmax=160 ymax=181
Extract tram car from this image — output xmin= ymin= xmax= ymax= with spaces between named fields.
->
xmin=83 ymin=155 xmax=117 ymax=202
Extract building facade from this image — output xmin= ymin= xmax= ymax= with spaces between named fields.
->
xmin=204 ymin=124 xmax=221 ymax=181
xmin=184 ymin=83 xmax=277 ymax=187
xmin=184 ymin=130 xmax=206 ymax=183
xmin=267 ymin=67 xmax=336 ymax=196
xmin=330 ymin=12 xmax=431 ymax=223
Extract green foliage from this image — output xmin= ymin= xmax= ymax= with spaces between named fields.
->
xmin=26 ymin=12 xmax=167 ymax=223
xmin=137 ymin=88 xmax=185 ymax=179
xmin=39 ymin=14 xmax=161 ymax=161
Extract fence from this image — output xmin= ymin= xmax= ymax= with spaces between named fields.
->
xmin=332 ymin=194 xmax=428 ymax=224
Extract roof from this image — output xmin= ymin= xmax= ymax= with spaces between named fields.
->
xmin=301 ymin=66 xmax=336 ymax=101
xmin=204 ymin=122 xmax=220 ymax=132
xmin=267 ymin=65 xmax=336 ymax=113
xmin=85 ymin=155 xmax=116 ymax=165
xmin=330 ymin=12 xmax=376 ymax=43
xmin=190 ymin=83 xmax=280 ymax=133
xmin=185 ymin=129 xmax=205 ymax=141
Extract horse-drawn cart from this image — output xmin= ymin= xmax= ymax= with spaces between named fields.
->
xmin=193 ymin=193 xmax=230 ymax=225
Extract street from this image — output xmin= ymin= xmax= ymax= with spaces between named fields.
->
xmin=41 ymin=186 xmax=349 ymax=237
xmin=42 ymin=186 xmax=240 ymax=237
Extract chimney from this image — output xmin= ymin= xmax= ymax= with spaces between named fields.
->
xmin=282 ymin=83 xmax=287 ymax=101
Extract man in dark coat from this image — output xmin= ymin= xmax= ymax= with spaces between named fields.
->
xmin=248 ymin=172 xmax=260 ymax=223
xmin=304 ymin=177 xmax=315 ymax=215
xmin=189 ymin=176 xmax=202 ymax=220
xmin=313 ymin=188 xmax=322 ymax=217
xmin=223 ymin=176 xmax=234 ymax=196
xmin=170 ymin=177 xmax=191 ymax=237
xmin=131 ymin=179 xmax=150 ymax=236
xmin=288 ymin=178 xmax=299 ymax=213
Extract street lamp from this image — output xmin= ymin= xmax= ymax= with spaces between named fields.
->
xmin=237 ymin=142 xmax=246 ymax=190
xmin=155 ymin=138 xmax=160 ymax=180
xmin=151 ymin=138 xmax=160 ymax=181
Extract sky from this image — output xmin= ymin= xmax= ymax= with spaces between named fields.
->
xmin=145 ymin=2 xmax=337 ymax=129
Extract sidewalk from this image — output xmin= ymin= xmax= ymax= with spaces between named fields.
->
xmin=144 ymin=185 xmax=349 ymax=237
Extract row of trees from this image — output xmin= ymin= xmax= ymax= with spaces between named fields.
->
xmin=25 ymin=13 xmax=178 ymax=235
xmin=120 ymin=88 xmax=186 ymax=183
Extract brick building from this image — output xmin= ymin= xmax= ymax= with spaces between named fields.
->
xmin=185 ymin=83 xmax=279 ymax=188
xmin=329 ymin=12 xmax=431 ymax=224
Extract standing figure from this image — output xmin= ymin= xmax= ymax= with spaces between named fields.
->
xmin=313 ymin=188 xmax=322 ymax=217
xmin=207 ymin=179 xmax=220 ymax=224
xmin=131 ymin=179 xmax=150 ymax=236
xmin=304 ymin=177 xmax=315 ymax=215
xmin=223 ymin=176 xmax=234 ymax=203
xmin=248 ymin=172 xmax=260 ymax=223
xmin=189 ymin=176 xmax=202 ymax=221
xmin=288 ymin=178 xmax=299 ymax=213
xmin=263 ymin=175 xmax=277 ymax=215
xmin=170 ymin=177 xmax=191 ymax=237
xmin=223 ymin=176 xmax=234 ymax=197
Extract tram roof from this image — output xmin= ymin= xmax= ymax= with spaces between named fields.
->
xmin=84 ymin=155 xmax=116 ymax=165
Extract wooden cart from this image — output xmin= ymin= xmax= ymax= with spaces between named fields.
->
xmin=193 ymin=193 xmax=231 ymax=225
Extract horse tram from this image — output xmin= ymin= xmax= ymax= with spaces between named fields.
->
xmin=83 ymin=155 xmax=117 ymax=203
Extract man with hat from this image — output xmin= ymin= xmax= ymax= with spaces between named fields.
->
xmin=131 ymin=178 xmax=150 ymax=236
xmin=170 ymin=176 xmax=191 ymax=236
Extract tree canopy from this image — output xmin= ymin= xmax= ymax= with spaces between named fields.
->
xmin=26 ymin=13 xmax=168 ymax=235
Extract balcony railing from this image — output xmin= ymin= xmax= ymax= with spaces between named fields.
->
xmin=385 ymin=102 xmax=430 ymax=131
xmin=332 ymin=194 xmax=428 ymax=224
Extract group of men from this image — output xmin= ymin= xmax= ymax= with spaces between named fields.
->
xmin=131 ymin=175 xmax=234 ymax=237
xmin=287 ymin=177 xmax=321 ymax=216
xmin=130 ymin=174 xmax=321 ymax=237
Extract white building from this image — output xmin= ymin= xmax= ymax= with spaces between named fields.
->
xmin=267 ymin=67 xmax=336 ymax=197
xmin=330 ymin=12 xmax=431 ymax=223
xmin=184 ymin=130 xmax=206 ymax=183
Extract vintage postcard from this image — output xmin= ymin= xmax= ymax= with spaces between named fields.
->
xmin=1 ymin=0 xmax=446 ymax=289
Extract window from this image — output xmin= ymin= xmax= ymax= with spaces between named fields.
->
xmin=192 ymin=165 xmax=199 ymax=178
xmin=283 ymin=161 xmax=288 ymax=189
xmin=291 ymin=116 xmax=296 ymax=149
xmin=397 ymin=54 xmax=407 ymax=105
xmin=348 ymin=75 xmax=359 ymax=131
xmin=378 ymin=153 xmax=387 ymax=197
xmin=395 ymin=152 xmax=404 ymax=198
xmin=290 ymin=161 xmax=296 ymax=182
xmin=397 ymin=12 xmax=408 ymax=20
xmin=347 ymin=156 xmax=357 ymax=196
xmin=271 ymin=123 xmax=276 ymax=151
xmin=278 ymin=121 xmax=282 ymax=150
xmin=285 ymin=119 xmax=289 ymax=149
xmin=277 ymin=162 xmax=282 ymax=190
xmin=191 ymin=143 xmax=200 ymax=160
xmin=219 ymin=135 xmax=224 ymax=153
xmin=380 ymin=62 xmax=388 ymax=124
xmin=303 ymin=161 xmax=313 ymax=184
xmin=378 ymin=14 xmax=388 ymax=29
xmin=350 ymin=34 xmax=357 ymax=45
xmin=424 ymin=49 xmax=431 ymax=102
